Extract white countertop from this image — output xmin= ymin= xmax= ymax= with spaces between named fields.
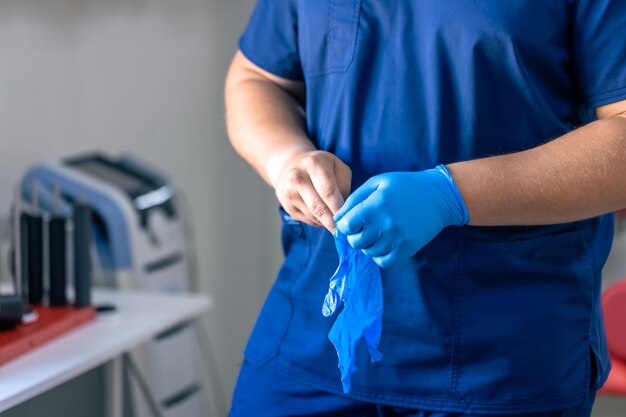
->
xmin=0 ymin=289 xmax=211 ymax=412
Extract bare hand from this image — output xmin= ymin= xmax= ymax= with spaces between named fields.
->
xmin=273 ymin=151 xmax=351 ymax=231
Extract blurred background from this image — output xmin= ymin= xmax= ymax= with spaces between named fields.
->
xmin=0 ymin=0 xmax=625 ymax=416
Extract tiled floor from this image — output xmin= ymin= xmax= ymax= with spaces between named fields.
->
xmin=592 ymin=396 xmax=626 ymax=417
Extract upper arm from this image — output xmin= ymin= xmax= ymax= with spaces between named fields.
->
xmin=596 ymin=99 xmax=626 ymax=120
xmin=230 ymin=0 xmax=305 ymax=103
xmin=226 ymin=51 xmax=305 ymax=104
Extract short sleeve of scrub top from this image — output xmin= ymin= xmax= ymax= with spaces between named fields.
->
xmin=238 ymin=0 xmax=303 ymax=81
xmin=572 ymin=0 xmax=626 ymax=108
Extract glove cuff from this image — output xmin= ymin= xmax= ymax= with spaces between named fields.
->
xmin=434 ymin=164 xmax=470 ymax=226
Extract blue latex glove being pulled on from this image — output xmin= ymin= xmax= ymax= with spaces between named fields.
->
xmin=334 ymin=164 xmax=469 ymax=268
xmin=322 ymin=230 xmax=383 ymax=393
xmin=323 ymin=165 xmax=468 ymax=393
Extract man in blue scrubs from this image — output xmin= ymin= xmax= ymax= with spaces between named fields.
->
xmin=225 ymin=1 xmax=626 ymax=415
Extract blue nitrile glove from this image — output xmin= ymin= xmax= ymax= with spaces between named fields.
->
xmin=322 ymin=230 xmax=383 ymax=393
xmin=334 ymin=164 xmax=469 ymax=268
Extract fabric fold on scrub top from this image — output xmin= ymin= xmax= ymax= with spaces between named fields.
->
xmin=322 ymin=230 xmax=383 ymax=393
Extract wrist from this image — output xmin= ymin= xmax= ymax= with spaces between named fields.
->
xmin=433 ymin=164 xmax=470 ymax=226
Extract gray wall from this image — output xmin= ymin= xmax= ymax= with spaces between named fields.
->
xmin=0 ymin=0 xmax=280 ymax=413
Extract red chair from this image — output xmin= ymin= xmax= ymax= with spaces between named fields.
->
xmin=599 ymin=278 xmax=626 ymax=395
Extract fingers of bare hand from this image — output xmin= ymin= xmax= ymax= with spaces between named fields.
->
xmin=297 ymin=179 xmax=335 ymax=231
xmin=334 ymin=158 xmax=352 ymax=199
xmin=279 ymin=174 xmax=321 ymax=226
xmin=306 ymin=156 xmax=344 ymax=215
xmin=284 ymin=205 xmax=319 ymax=226
xmin=284 ymin=163 xmax=333 ymax=229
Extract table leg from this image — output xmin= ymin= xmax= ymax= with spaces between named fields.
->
xmin=103 ymin=357 xmax=123 ymax=417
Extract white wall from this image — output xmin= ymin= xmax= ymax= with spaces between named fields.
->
xmin=0 ymin=0 xmax=281 ymax=412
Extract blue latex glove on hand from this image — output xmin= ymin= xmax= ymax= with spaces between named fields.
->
xmin=334 ymin=165 xmax=469 ymax=268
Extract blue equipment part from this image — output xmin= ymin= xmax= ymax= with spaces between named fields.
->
xmin=22 ymin=164 xmax=133 ymax=270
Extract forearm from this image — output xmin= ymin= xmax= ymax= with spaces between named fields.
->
xmin=225 ymin=52 xmax=352 ymax=230
xmin=225 ymin=52 xmax=314 ymax=186
xmin=448 ymin=114 xmax=626 ymax=226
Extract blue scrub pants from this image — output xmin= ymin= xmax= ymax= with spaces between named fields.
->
xmin=229 ymin=360 xmax=597 ymax=417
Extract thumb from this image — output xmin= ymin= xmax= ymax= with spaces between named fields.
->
xmin=333 ymin=177 xmax=379 ymax=222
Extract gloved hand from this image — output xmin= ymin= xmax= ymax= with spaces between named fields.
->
xmin=334 ymin=165 xmax=469 ymax=268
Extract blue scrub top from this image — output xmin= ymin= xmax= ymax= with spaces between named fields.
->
xmin=239 ymin=0 xmax=626 ymax=413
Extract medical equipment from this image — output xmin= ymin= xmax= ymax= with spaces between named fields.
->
xmin=0 ymin=296 xmax=25 ymax=330
xmin=25 ymin=194 xmax=44 ymax=305
xmin=73 ymin=202 xmax=92 ymax=307
xmin=48 ymin=212 xmax=67 ymax=306
xmin=20 ymin=152 xmax=205 ymax=417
